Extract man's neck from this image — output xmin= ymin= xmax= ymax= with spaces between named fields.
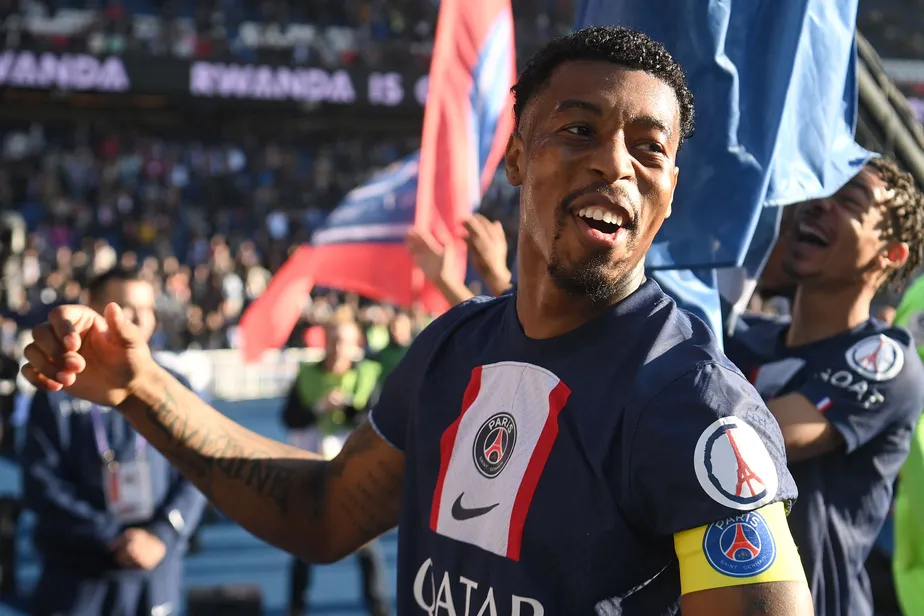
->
xmin=786 ymin=283 xmax=873 ymax=347
xmin=514 ymin=246 xmax=645 ymax=339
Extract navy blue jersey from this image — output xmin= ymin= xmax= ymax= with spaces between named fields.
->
xmin=726 ymin=315 xmax=924 ymax=616
xmin=370 ymin=281 xmax=798 ymax=615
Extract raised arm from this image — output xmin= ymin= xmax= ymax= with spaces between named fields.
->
xmin=122 ymin=367 xmax=403 ymax=562
xmin=20 ymin=304 xmax=405 ymax=564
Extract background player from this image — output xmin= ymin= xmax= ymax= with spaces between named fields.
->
xmin=725 ymin=157 xmax=924 ymax=616
xmin=17 ymin=27 xmax=813 ymax=615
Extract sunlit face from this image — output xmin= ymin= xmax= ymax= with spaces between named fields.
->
xmin=90 ymin=279 xmax=157 ymax=343
xmin=326 ymin=323 xmax=362 ymax=363
xmin=389 ymin=313 xmax=413 ymax=346
xmin=505 ymin=61 xmax=681 ymax=304
xmin=783 ymin=167 xmax=907 ymax=289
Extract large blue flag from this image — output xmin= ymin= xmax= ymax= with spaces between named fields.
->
xmin=575 ymin=0 xmax=872 ymax=339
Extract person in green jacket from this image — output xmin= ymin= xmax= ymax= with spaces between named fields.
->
xmin=281 ymin=318 xmax=389 ymax=616
xmin=892 ymin=275 xmax=924 ymax=616
xmin=368 ymin=311 xmax=414 ymax=387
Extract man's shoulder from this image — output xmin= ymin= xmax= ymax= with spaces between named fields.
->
xmin=837 ymin=322 xmax=924 ymax=386
xmin=417 ymin=295 xmax=509 ymax=345
xmin=632 ymin=294 xmax=749 ymax=402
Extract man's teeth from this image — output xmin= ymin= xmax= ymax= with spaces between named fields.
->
xmin=798 ymin=222 xmax=826 ymax=242
xmin=578 ymin=207 xmax=624 ymax=226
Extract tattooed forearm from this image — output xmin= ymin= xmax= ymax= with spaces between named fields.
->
xmin=116 ymin=366 xmax=405 ymax=562
xmin=121 ymin=376 xmax=312 ymax=514
xmin=338 ymin=457 xmax=404 ymax=539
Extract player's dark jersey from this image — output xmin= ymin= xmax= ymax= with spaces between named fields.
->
xmin=726 ymin=315 xmax=924 ymax=616
xmin=370 ymin=280 xmax=798 ymax=615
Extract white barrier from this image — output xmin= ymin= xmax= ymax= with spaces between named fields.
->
xmin=153 ymin=348 xmax=326 ymax=401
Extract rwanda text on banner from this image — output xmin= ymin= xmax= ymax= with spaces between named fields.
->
xmin=575 ymin=0 xmax=871 ymax=337
xmin=309 ymin=0 xmax=516 ymax=315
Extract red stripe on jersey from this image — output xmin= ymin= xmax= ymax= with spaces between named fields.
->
xmin=430 ymin=365 xmax=484 ymax=530
xmin=506 ymin=379 xmax=571 ymax=561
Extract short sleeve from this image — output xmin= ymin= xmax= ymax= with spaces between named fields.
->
xmin=368 ymin=342 xmax=422 ymax=451
xmin=627 ymin=362 xmax=797 ymax=536
xmin=369 ymin=296 xmax=498 ymax=451
xmin=795 ymin=332 xmax=924 ymax=453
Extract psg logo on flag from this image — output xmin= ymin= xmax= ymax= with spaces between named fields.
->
xmin=703 ymin=511 xmax=777 ymax=577
xmin=473 ymin=412 xmax=517 ymax=479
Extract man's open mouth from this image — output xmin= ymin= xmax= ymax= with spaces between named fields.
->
xmin=794 ymin=222 xmax=829 ymax=248
xmin=576 ymin=206 xmax=625 ymax=235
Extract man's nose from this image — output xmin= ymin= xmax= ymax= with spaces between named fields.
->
xmin=805 ymin=197 xmax=834 ymax=214
xmin=589 ymin=135 xmax=635 ymax=184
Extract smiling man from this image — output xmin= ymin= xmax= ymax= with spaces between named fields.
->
xmin=726 ymin=157 xmax=924 ymax=616
xmin=19 ymin=27 xmax=812 ymax=615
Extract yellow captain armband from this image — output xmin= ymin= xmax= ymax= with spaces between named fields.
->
xmin=673 ymin=501 xmax=806 ymax=595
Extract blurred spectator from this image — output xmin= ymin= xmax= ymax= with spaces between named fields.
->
xmin=20 ymin=267 xmax=207 ymax=616
xmin=280 ymin=314 xmax=388 ymax=616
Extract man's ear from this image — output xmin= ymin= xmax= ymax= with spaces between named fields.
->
xmin=882 ymin=241 xmax=910 ymax=272
xmin=665 ymin=165 xmax=679 ymax=219
xmin=505 ymin=132 xmax=525 ymax=187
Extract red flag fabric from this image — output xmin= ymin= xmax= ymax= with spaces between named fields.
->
xmin=413 ymin=0 xmax=517 ymax=311
xmin=237 ymin=245 xmax=315 ymax=363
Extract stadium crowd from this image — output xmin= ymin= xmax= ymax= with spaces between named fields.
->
xmin=1 ymin=0 xmax=576 ymax=69
xmin=2 ymin=2 xmax=924 ymax=616
xmin=0 ymin=121 xmax=425 ymax=351
xmin=0 ymin=119 xmax=523 ymax=354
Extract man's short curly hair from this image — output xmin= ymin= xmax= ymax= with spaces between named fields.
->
xmin=511 ymin=26 xmax=695 ymax=147
xmin=868 ymin=156 xmax=924 ymax=290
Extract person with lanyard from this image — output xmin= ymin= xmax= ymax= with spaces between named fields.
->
xmin=19 ymin=27 xmax=814 ymax=614
xmin=724 ymin=157 xmax=924 ymax=616
xmin=21 ymin=266 xmax=207 ymax=616
xmin=281 ymin=315 xmax=388 ymax=616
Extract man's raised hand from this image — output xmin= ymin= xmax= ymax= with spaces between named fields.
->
xmin=21 ymin=303 xmax=157 ymax=407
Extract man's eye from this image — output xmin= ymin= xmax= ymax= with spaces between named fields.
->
xmin=564 ymin=126 xmax=592 ymax=137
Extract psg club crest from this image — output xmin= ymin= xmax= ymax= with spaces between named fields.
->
xmin=703 ymin=511 xmax=777 ymax=577
xmin=845 ymin=334 xmax=904 ymax=382
xmin=694 ymin=417 xmax=779 ymax=511
xmin=472 ymin=412 xmax=517 ymax=479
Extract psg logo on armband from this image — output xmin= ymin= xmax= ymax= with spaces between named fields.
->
xmin=703 ymin=511 xmax=777 ymax=577
xmin=472 ymin=412 xmax=517 ymax=479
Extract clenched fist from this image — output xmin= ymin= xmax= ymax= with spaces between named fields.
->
xmin=21 ymin=303 xmax=158 ymax=408
xmin=111 ymin=528 xmax=167 ymax=570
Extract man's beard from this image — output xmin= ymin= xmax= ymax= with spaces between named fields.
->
xmin=546 ymin=208 xmax=627 ymax=306
xmin=547 ymin=248 xmax=619 ymax=305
